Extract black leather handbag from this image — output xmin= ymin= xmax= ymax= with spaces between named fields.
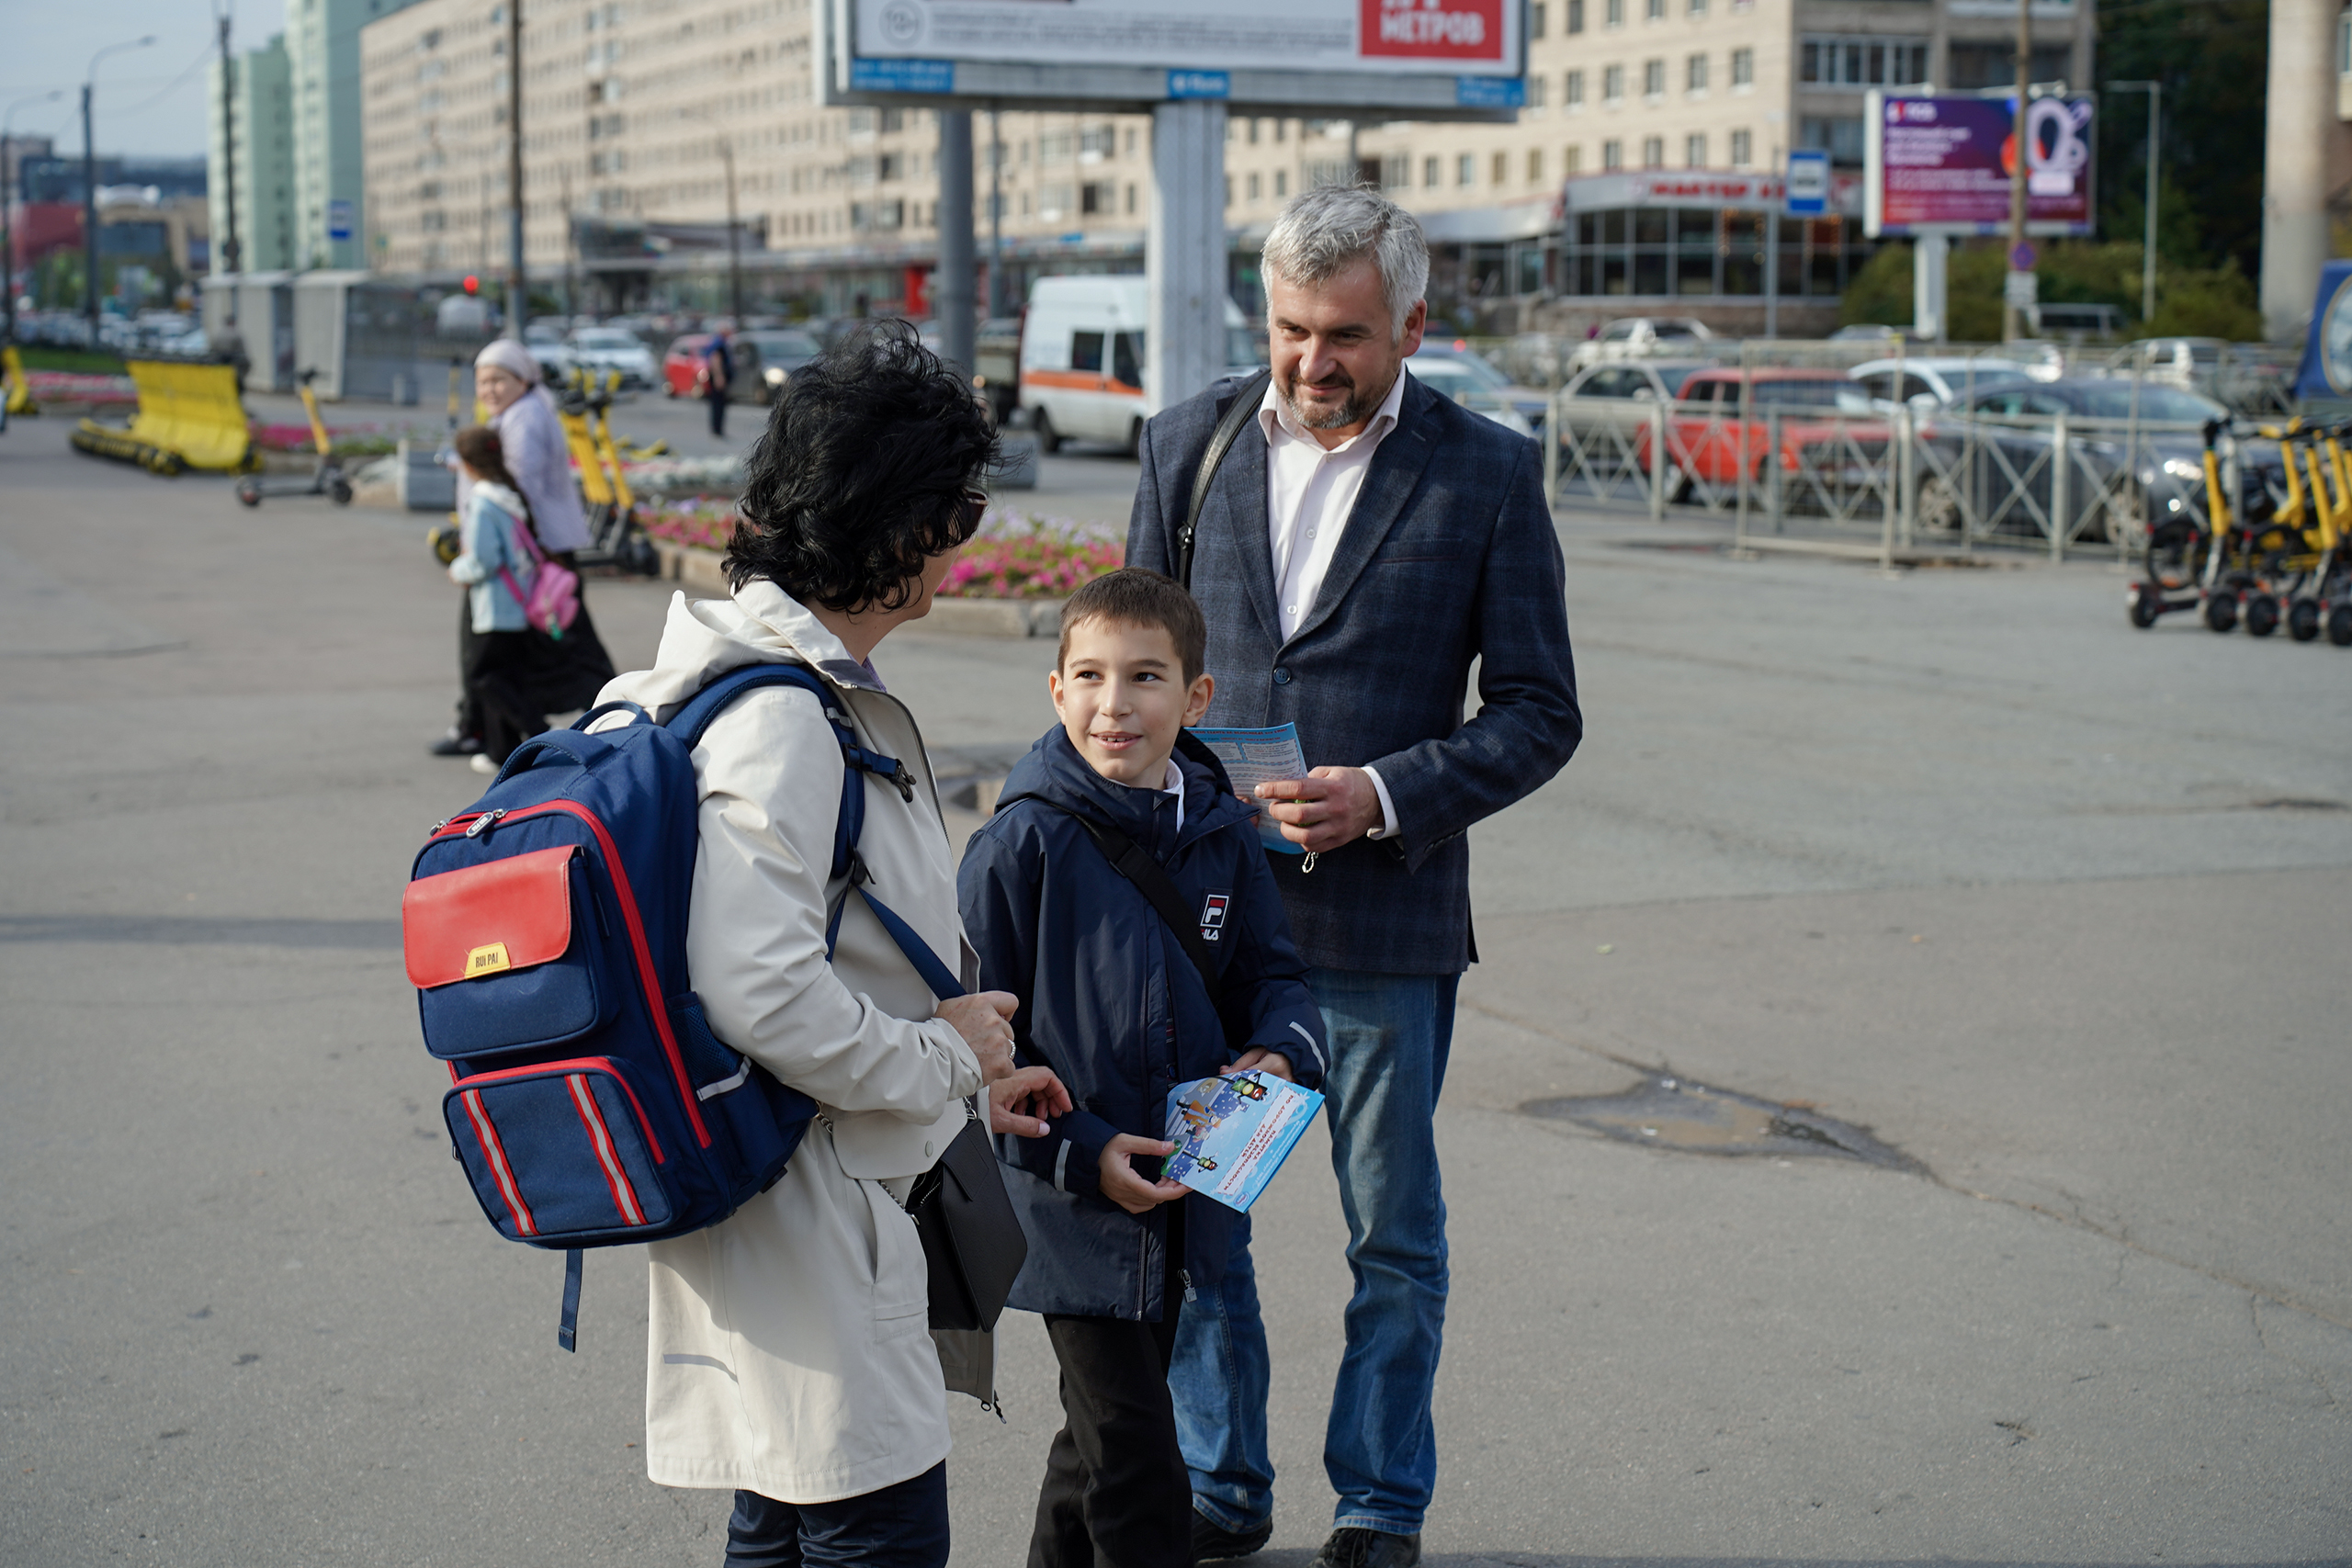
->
xmin=907 ymin=1103 xmax=1028 ymax=1332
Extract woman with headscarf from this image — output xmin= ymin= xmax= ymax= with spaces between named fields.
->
xmin=430 ymin=338 xmax=616 ymax=757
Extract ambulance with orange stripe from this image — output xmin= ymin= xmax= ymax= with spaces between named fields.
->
xmin=1018 ymin=276 xmax=1260 ymax=455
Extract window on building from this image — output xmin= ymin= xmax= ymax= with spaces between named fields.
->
xmin=1605 ymin=0 xmax=1623 ymax=25
xmin=1685 ymin=132 xmax=1706 ymax=166
xmin=1642 ymin=135 xmax=1665 ymax=168
xmin=1729 ymin=128 xmax=1751 ymax=166
xmin=1492 ymin=151 xmax=1509 ymax=185
xmin=1568 ymin=0 xmax=1584 ymax=32
xmin=1689 ymin=0 xmax=1705 ymax=13
xmin=1799 ymin=115 xmax=1867 ymax=165
xmin=1382 ymin=153 xmax=1410 ymax=189
xmin=1274 ymin=169 xmax=1287 ymax=197
xmin=877 ymin=152 xmax=902 ymax=181
xmin=1458 ymin=152 xmax=1476 ymax=186
xmin=1222 ymin=176 xmax=1232 ymax=209
xmin=1248 ymin=171 xmax=1261 ymax=201
xmin=1080 ymin=180 xmax=1114 ymax=214
xmin=1644 ymin=58 xmax=1666 ymax=96
xmin=1566 ymin=69 xmax=1585 ymax=107
xmin=1528 ymin=147 xmax=1545 ymax=182
xmin=1424 ymin=153 xmax=1442 ymax=186
xmin=1248 ymin=117 xmax=1261 ymax=144
xmin=1800 ymin=37 xmax=1931 ymax=88
xmin=1730 ymin=47 xmax=1753 ymax=85
xmin=1529 ymin=73 xmax=1549 ymax=107
xmin=879 ymin=107 xmax=904 ymax=132
xmin=1125 ymin=128 xmax=1138 ymax=156
xmin=1688 ymin=52 xmax=1708 ymax=92
xmin=1946 ymin=42 xmax=2075 ymax=90
xmin=1645 ymin=0 xmax=1664 ymax=17
xmin=1125 ymin=182 xmax=1136 ymax=213
xmin=1080 ymin=123 xmax=1115 ymax=158
xmin=1602 ymin=138 xmax=1623 ymax=170
xmin=1565 ymin=143 xmax=1582 ymax=174
xmin=1532 ymin=1 xmax=1548 ymax=37
xmin=1603 ymin=64 xmax=1624 ymax=101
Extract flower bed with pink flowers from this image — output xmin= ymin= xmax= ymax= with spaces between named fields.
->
xmin=641 ymin=498 xmax=1124 ymax=599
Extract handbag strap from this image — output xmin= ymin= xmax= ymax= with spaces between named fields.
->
xmin=1177 ymin=369 xmax=1272 ymax=592
xmin=1031 ymin=802 xmax=1222 ymax=1005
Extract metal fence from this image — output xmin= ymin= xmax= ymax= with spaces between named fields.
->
xmin=1536 ymin=338 xmax=2278 ymax=567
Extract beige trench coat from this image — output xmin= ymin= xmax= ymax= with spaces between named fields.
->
xmin=594 ymin=581 xmax=983 ymax=1505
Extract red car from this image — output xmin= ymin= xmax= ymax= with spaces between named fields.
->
xmin=1637 ymin=368 xmax=1887 ymax=495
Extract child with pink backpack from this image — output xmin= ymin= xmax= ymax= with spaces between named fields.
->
xmin=447 ymin=424 xmax=580 ymax=773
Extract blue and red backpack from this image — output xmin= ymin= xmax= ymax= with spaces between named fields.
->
xmin=401 ymin=663 xmax=963 ymax=1348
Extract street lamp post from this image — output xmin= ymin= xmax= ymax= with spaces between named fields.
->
xmin=4 ymin=91 xmax=66 ymax=346
xmin=504 ymin=0 xmax=525 ymax=338
xmin=83 ymin=36 xmax=154 ymax=348
xmin=215 ymin=0 xmax=242 ymax=307
xmin=2107 ymin=79 xmax=2162 ymax=326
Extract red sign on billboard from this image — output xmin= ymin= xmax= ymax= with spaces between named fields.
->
xmin=1361 ymin=0 xmax=1506 ymax=61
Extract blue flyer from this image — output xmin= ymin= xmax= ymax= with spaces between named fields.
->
xmin=1188 ymin=723 xmax=1308 ymax=854
xmin=1161 ymin=1068 xmax=1325 ymax=1213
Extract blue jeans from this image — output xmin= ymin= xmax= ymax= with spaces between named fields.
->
xmin=1168 ymin=968 xmax=1458 ymax=1537
xmin=722 ymin=1461 xmax=950 ymax=1568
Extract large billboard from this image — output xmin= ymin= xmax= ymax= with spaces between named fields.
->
xmin=822 ymin=0 xmax=1528 ymax=115
xmin=1864 ymin=91 xmax=2096 ymax=238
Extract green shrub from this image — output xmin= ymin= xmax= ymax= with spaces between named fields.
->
xmin=1839 ymin=239 xmax=2263 ymax=341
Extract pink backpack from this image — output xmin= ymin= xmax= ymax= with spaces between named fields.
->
xmin=496 ymin=508 xmax=581 ymax=638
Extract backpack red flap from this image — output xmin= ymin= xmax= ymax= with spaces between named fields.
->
xmin=404 ymin=844 xmax=578 ymax=988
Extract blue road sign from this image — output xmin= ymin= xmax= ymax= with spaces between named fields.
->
xmin=1784 ymin=150 xmax=1830 ymax=216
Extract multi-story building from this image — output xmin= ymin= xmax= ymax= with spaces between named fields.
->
xmin=288 ymin=0 xmax=426 ymax=270
xmin=357 ymin=0 xmax=2094 ymax=332
xmin=209 ymin=34 xmax=300 ymax=275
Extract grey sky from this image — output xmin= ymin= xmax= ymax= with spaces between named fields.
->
xmin=1 ymin=0 xmax=285 ymax=160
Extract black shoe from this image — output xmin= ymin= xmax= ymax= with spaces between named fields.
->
xmin=431 ymin=730 xmax=483 ymax=757
xmin=1192 ymin=1511 xmax=1272 ymax=1563
xmin=1308 ymin=1528 xmax=1421 ymax=1568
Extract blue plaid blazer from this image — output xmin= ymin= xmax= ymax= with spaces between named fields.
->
xmin=1126 ymin=370 xmax=1581 ymax=976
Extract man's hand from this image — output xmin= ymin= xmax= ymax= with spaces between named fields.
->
xmin=1098 ymin=1134 xmax=1189 ymax=1215
xmin=1255 ymin=766 xmax=1382 ymax=853
xmin=1220 ymin=1048 xmax=1295 ymax=1083
xmin=988 ymin=1066 xmax=1071 ymax=1138
xmin=936 ymin=990 xmax=1020 ymax=1083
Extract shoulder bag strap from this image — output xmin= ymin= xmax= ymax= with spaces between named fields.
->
xmin=1177 ymin=369 xmax=1272 ymax=592
xmin=1027 ymin=801 xmax=1222 ymax=1003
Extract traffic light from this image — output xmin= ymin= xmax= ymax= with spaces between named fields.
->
xmin=462 ymin=275 xmax=480 ymax=295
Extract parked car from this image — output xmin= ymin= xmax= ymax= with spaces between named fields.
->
xmin=734 ymin=327 xmax=823 ymax=403
xmin=524 ymin=321 xmax=577 ymax=381
xmin=1560 ymin=359 xmax=1714 ymax=403
xmin=1635 ymin=367 xmax=1886 ymax=500
xmin=1018 ymin=276 xmax=1255 ymax=453
xmin=1851 ymin=357 xmax=2035 ymax=412
xmin=1410 ymin=340 xmax=1548 ymax=430
xmin=1405 ymin=355 xmax=1533 ymax=436
xmin=1571 ymin=315 xmax=1716 ymax=371
xmin=1914 ymin=376 xmax=2253 ymax=542
xmin=563 ymin=325 xmax=658 ymax=389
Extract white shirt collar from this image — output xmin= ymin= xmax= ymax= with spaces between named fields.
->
xmin=1258 ymin=364 xmax=1410 ymax=453
xmin=1160 ymin=756 xmax=1185 ymax=834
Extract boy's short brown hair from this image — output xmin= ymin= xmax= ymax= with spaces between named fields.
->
xmin=1056 ymin=568 xmax=1208 ymax=685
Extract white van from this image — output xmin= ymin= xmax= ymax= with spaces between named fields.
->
xmin=1019 ymin=276 xmax=1257 ymax=453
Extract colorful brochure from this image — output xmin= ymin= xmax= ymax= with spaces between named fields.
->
xmin=1189 ymin=722 xmax=1308 ymax=854
xmin=1161 ymin=1068 xmax=1325 ymax=1213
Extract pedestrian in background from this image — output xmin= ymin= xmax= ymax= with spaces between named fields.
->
xmin=431 ymin=339 xmax=614 ymax=756
xmin=444 ymin=425 xmax=551 ymax=773
xmin=1127 ymin=186 xmax=1582 ymax=1568
xmin=701 ymin=328 xmax=734 ymax=439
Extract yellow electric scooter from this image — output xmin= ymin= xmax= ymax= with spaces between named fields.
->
xmin=234 ymin=369 xmax=352 ymax=507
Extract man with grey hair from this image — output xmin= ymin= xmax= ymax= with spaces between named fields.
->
xmin=1127 ymin=186 xmax=1581 ymax=1568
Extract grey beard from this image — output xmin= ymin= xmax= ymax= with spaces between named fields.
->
xmin=1280 ymin=374 xmax=1378 ymax=431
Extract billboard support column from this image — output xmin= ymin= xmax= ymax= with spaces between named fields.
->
xmin=2002 ymin=0 xmax=2030 ymax=344
xmin=1148 ymin=97 xmax=1227 ymax=413
xmin=1913 ymin=233 xmax=1948 ymax=343
xmin=937 ymin=109 xmax=976 ymax=376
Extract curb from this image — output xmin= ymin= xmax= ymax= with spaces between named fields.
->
xmin=650 ymin=542 xmax=1067 ymax=637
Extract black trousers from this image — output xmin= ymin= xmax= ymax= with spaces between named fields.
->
xmin=453 ymin=555 xmax=613 ymax=739
xmin=461 ymin=629 xmax=548 ymax=763
xmin=707 ymin=389 xmax=729 ymax=437
xmin=1029 ymin=1209 xmax=1190 ymax=1568
xmin=724 ymin=1461 xmax=949 ymax=1568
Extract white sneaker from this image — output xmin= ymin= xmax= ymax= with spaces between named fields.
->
xmin=469 ymin=753 xmax=498 ymax=775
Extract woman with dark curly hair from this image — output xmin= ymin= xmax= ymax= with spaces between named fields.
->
xmin=592 ymin=321 xmax=1069 ymax=1566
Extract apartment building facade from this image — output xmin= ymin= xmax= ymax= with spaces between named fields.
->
xmin=209 ymin=34 xmax=300 ymax=275
xmin=357 ymin=0 xmax=2094 ymax=328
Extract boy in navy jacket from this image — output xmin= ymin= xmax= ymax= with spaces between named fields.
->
xmin=958 ymin=568 xmax=1327 ymax=1568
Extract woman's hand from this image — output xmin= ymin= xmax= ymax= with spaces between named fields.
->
xmin=936 ymin=990 xmax=1020 ymax=1082
xmin=1098 ymin=1135 xmax=1189 ymax=1215
xmin=1220 ymin=1048 xmax=1295 ymax=1083
xmin=988 ymin=1066 xmax=1071 ymax=1139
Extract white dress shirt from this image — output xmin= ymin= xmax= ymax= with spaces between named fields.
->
xmin=1258 ymin=370 xmax=1410 ymax=841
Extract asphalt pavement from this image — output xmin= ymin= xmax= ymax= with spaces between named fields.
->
xmin=2 ymin=402 xmax=2347 ymax=1567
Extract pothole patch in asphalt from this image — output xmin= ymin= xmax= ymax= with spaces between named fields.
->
xmin=1521 ymin=1075 xmax=1927 ymax=1175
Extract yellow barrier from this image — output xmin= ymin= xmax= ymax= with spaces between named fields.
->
xmin=2 ymin=345 xmax=35 ymax=415
xmin=70 ymin=359 xmax=254 ymax=474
